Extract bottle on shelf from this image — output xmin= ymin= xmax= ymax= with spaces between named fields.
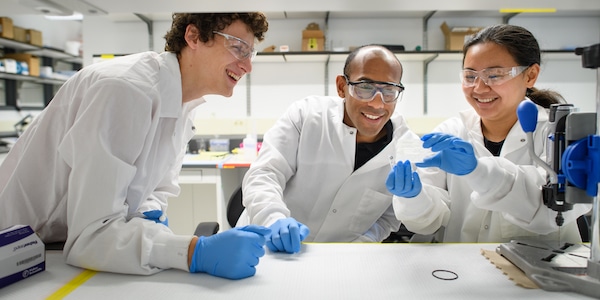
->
xmin=242 ymin=134 xmax=258 ymax=160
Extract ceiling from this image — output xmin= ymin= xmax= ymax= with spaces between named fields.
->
xmin=4 ymin=0 xmax=600 ymax=21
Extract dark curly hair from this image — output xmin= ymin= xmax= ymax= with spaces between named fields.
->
xmin=164 ymin=13 xmax=268 ymax=54
xmin=463 ymin=24 xmax=565 ymax=108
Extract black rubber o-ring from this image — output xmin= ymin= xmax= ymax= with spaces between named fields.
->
xmin=432 ymin=269 xmax=459 ymax=280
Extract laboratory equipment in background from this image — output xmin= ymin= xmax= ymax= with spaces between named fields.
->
xmin=242 ymin=134 xmax=257 ymax=160
xmin=14 ymin=114 xmax=32 ymax=137
xmin=497 ymin=43 xmax=600 ymax=298
xmin=209 ymin=138 xmax=229 ymax=152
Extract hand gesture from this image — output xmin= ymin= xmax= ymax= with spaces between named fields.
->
xmin=415 ymin=133 xmax=477 ymax=175
xmin=190 ymin=225 xmax=271 ymax=279
xmin=386 ymin=160 xmax=422 ymax=198
xmin=267 ymin=218 xmax=310 ymax=253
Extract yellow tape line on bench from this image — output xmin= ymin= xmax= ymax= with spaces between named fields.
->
xmin=46 ymin=269 xmax=97 ymax=300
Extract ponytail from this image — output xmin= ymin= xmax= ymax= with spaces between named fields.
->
xmin=526 ymin=87 xmax=565 ymax=108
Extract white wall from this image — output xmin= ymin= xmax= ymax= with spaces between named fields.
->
xmin=82 ymin=16 xmax=149 ymax=57
xmin=2 ymin=13 xmax=598 ymax=133
xmin=28 ymin=13 xmax=600 ymax=135
xmin=8 ymin=15 xmax=82 ymax=50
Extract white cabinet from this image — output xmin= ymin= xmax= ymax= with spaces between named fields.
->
xmin=168 ymin=182 xmax=218 ymax=235
xmin=168 ymin=167 xmax=248 ymax=235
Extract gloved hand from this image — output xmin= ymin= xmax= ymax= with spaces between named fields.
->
xmin=386 ymin=160 xmax=422 ymax=198
xmin=142 ymin=210 xmax=169 ymax=226
xmin=190 ymin=225 xmax=271 ymax=280
xmin=415 ymin=133 xmax=477 ymax=175
xmin=267 ymin=217 xmax=310 ymax=253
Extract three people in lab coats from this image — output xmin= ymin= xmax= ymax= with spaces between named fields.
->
xmin=1 ymin=13 xmax=590 ymax=284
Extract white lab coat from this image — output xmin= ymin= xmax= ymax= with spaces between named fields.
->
xmin=0 ymin=52 xmax=204 ymax=274
xmin=394 ymin=104 xmax=591 ymax=243
xmin=241 ymin=96 xmax=420 ymax=242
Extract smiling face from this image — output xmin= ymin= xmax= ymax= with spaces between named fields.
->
xmin=179 ymin=20 xmax=255 ymax=102
xmin=462 ymin=42 xmax=539 ymax=125
xmin=337 ymin=47 xmax=403 ymax=143
xmin=207 ymin=21 xmax=255 ymax=97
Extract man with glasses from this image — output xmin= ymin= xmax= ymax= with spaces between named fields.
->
xmin=212 ymin=31 xmax=258 ymax=61
xmin=239 ymin=45 xmax=422 ymax=253
xmin=0 ymin=13 xmax=271 ymax=280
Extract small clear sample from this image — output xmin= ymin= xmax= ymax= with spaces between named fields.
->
xmin=395 ymin=138 xmax=434 ymax=168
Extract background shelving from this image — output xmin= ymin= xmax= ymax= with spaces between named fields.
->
xmin=0 ymin=37 xmax=82 ymax=108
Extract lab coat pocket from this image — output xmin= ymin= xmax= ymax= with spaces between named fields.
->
xmin=348 ymin=189 xmax=392 ymax=235
xmin=497 ymin=213 xmax=539 ymax=240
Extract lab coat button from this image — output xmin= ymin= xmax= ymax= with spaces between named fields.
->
xmin=349 ymin=130 xmax=354 ymax=135
xmin=484 ymin=225 xmax=489 ymax=230
xmin=332 ymin=209 xmax=337 ymax=213
xmin=520 ymin=138 xmax=526 ymax=142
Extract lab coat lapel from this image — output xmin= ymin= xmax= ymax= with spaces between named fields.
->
xmin=334 ymin=99 xmax=357 ymax=169
xmin=157 ymin=52 xmax=183 ymax=119
xmin=462 ymin=112 xmax=489 ymax=157
xmin=461 ymin=104 xmax=548 ymax=158
xmin=157 ymin=52 xmax=205 ymax=150
xmin=501 ymin=104 xmax=548 ymax=158
xmin=499 ymin=124 xmax=527 ymax=157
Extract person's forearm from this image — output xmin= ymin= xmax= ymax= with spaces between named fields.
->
xmin=188 ymin=236 xmax=198 ymax=269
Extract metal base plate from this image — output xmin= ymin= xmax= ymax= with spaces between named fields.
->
xmin=497 ymin=240 xmax=600 ymax=298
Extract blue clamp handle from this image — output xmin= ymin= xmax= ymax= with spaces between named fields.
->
xmin=517 ymin=99 xmax=538 ymax=133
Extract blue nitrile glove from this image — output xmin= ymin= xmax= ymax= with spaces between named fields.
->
xmin=267 ymin=217 xmax=310 ymax=254
xmin=386 ymin=160 xmax=422 ymax=198
xmin=190 ymin=225 xmax=271 ymax=280
xmin=415 ymin=133 xmax=477 ymax=175
xmin=143 ymin=210 xmax=169 ymax=226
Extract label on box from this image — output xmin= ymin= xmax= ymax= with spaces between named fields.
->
xmin=1 ymin=59 xmax=17 ymax=74
xmin=209 ymin=139 xmax=230 ymax=152
xmin=0 ymin=225 xmax=45 ymax=289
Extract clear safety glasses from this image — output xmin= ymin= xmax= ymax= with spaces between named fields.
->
xmin=459 ymin=66 xmax=529 ymax=87
xmin=213 ymin=31 xmax=257 ymax=61
xmin=343 ymin=75 xmax=405 ymax=104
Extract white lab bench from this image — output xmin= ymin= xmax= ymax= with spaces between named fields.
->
xmin=0 ymin=243 xmax=594 ymax=299
xmin=167 ymin=154 xmax=252 ymax=235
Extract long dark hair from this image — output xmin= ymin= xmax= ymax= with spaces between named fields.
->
xmin=463 ymin=24 xmax=565 ymax=108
